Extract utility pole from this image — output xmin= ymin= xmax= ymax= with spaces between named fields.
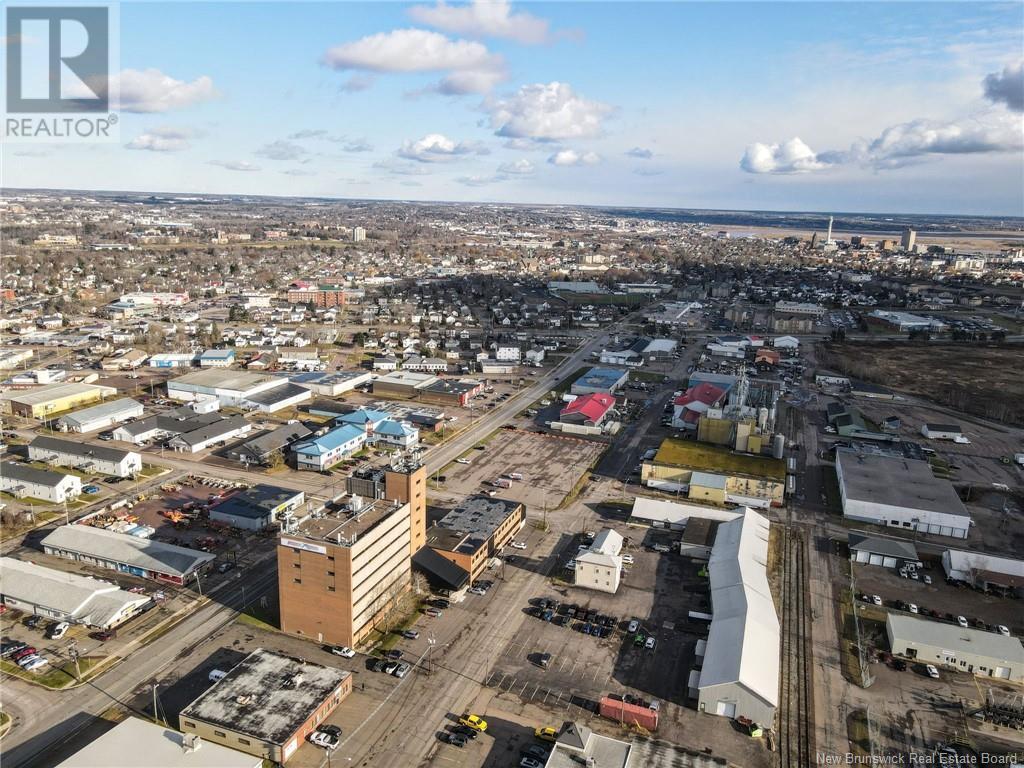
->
xmin=68 ymin=640 xmax=81 ymax=681
xmin=151 ymin=683 xmax=161 ymax=725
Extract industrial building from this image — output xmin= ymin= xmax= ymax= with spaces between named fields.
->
xmin=570 ymin=367 xmax=629 ymax=396
xmin=921 ymin=423 xmax=964 ymax=441
xmin=29 ymin=434 xmax=142 ymax=478
xmin=848 ymin=532 xmax=920 ymax=569
xmin=112 ymin=405 xmax=225 ymax=445
xmin=887 ymin=614 xmax=1024 ymax=681
xmin=697 ymin=508 xmax=779 ymax=726
xmin=422 ymin=497 xmax=525 ymax=586
xmin=42 ymin=524 xmax=216 ymax=585
xmin=629 ymin=497 xmax=743 ymax=531
xmin=55 ymin=717 xmax=263 ymax=768
xmin=277 ymin=461 xmax=425 ymax=647
xmin=836 ymin=450 xmax=971 ymax=539
xmin=166 ymin=370 xmax=309 ymax=413
xmin=290 ymin=370 xmax=373 ymax=396
xmin=372 ymin=370 xmax=481 ymax=407
xmin=575 ymin=529 xmax=623 ymax=593
xmin=558 ymin=393 xmax=616 ymax=428
xmin=4 ymin=382 xmax=117 ymax=419
xmin=0 ymin=557 xmax=151 ymax=628
xmin=56 ymin=398 xmax=144 ymax=433
xmin=641 ymin=438 xmax=786 ymax=508
xmin=179 ymin=648 xmax=352 ymax=763
xmin=0 ymin=461 xmax=81 ymax=503
xmin=209 ymin=485 xmax=305 ymax=531
xmin=942 ymin=549 xmax=1024 ymax=595
xmin=545 ymin=722 xmax=633 ymax=768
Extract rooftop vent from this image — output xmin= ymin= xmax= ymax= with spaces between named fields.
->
xmin=181 ymin=734 xmax=202 ymax=753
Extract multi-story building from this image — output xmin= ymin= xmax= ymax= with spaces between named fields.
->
xmin=286 ymin=282 xmax=357 ymax=308
xmin=28 ymin=435 xmax=142 ymax=478
xmin=277 ymin=460 xmax=426 ymax=647
xmin=424 ymin=497 xmax=525 ymax=585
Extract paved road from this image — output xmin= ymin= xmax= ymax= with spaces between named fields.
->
xmin=1 ymin=560 xmax=278 ymax=768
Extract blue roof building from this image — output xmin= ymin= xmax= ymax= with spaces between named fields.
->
xmin=293 ymin=424 xmax=366 ymax=471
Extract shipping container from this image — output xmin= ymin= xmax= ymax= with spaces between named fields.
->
xmin=598 ymin=696 xmax=659 ymax=731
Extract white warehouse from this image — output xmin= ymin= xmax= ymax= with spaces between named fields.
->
xmin=56 ymin=398 xmax=144 ymax=433
xmin=887 ymin=614 xmax=1024 ymax=682
xmin=697 ymin=508 xmax=779 ymax=727
xmin=836 ymin=450 xmax=971 ymax=539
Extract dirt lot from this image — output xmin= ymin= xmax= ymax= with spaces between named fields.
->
xmin=819 ymin=342 xmax=1024 ymax=426
xmin=434 ymin=429 xmax=606 ymax=510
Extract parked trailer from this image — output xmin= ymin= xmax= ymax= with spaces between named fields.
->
xmin=688 ymin=611 xmax=713 ymax=623
xmin=492 ymin=478 xmax=512 ymax=489
xmin=507 ymin=473 xmax=524 ymax=481
xmin=599 ymin=696 xmax=659 ymax=731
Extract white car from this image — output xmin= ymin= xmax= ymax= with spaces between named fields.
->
xmin=998 ymin=625 xmax=1010 ymax=636
xmin=926 ymin=664 xmax=940 ymax=679
xmin=908 ymin=604 xmax=919 ymax=614
xmin=329 ymin=645 xmax=355 ymax=658
xmin=22 ymin=656 xmax=49 ymax=671
xmin=469 ymin=587 xmax=487 ymax=596
xmin=621 ymin=554 xmax=634 ymax=564
xmin=871 ymin=595 xmax=883 ymax=606
xmin=455 ymin=458 xmax=470 ymax=464
xmin=923 ymin=575 xmax=933 ymax=585
xmin=511 ymin=541 xmax=527 ymax=550
xmin=957 ymin=615 xmax=969 ymax=628
xmin=48 ymin=621 xmax=70 ymax=639
xmin=308 ymin=732 xmax=338 ymax=750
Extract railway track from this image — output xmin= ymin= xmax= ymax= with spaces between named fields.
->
xmin=778 ymin=527 xmax=814 ymax=767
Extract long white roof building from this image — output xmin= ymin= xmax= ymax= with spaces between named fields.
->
xmin=697 ymin=508 xmax=779 ymax=725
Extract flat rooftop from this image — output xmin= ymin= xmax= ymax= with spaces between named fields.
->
xmin=436 ymin=496 xmax=523 ymax=541
xmin=169 ymin=369 xmax=277 ymax=392
xmin=7 ymin=382 xmax=113 ymax=406
xmin=287 ymin=495 xmax=406 ymax=546
xmin=652 ymin=438 xmax=786 ymax=481
xmin=179 ymin=648 xmax=349 ymax=745
xmin=837 ymin=450 xmax=969 ymax=517
xmin=888 ymin=614 xmax=1024 ymax=663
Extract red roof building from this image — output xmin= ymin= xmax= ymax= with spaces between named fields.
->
xmin=559 ymin=393 xmax=616 ymax=427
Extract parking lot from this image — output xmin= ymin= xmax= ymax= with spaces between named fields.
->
xmin=852 ymin=561 xmax=1024 ymax=635
xmin=436 ymin=428 xmax=606 ymax=510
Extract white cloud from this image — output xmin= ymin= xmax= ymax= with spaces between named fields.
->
xmin=408 ymin=0 xmax=551 ymax=45
xmin=323 ymin=28 xmax=506 ymax=94
xmin=373 ymin=158 xmax=432 ymax=176
xmin=125 ymin=126 xmax=193 ymax=152
xmin=397 ymin=133 xmax=489 ymax=162
xmin=740 ymin=137 xmax=827 ymax=174
xmin=634 ymin=167 xmax=664 ymax=176
xmin=497 ymin=158 xmax=535 ymax=174
xmin=487 ymin=82 xmax=612 ymax=141
xmin=288 ymin=131 xmax=374 ymax=152
xmin=281 ymin=169 xmax=316 ymax=177
xmin=115 ymin=69 xmax=218 ymax=113
xmin=457 ymin=174 xmax=505 ymax=186
xmin=983 ymin=61 xmax=1024 ymax=112
xmin=548 ymin=149 xmax=600 ymax=167
xmin=741 ymin=113 xmax=1023 ymax=174
xmin=626 ymin=146 xmax=653 ymax=159
xmin=209 ymin=160 xmax=260 ymax=172
xmin=256 ymin=141 xmax=309 ymax=162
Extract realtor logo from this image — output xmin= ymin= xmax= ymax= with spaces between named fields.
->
xmin=6 ymin=6 xmax=109 ymax=113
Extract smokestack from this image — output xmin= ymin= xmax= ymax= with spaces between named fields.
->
xmin=826 ymin=216 xmax=834 ymax=244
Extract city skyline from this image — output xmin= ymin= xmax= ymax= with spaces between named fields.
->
xmin=4 ymin=1 xmax=1023 ymax=215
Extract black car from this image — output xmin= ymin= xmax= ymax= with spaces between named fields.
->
xmin=453 ymin=725 xmax=479 ymax=740
xmin=891 ymin=659 xmax=908 ymax=671
xmin=372 ymin=659 xmax=388 ymax=672
xmin=522 ymin=744 xmax=550 ymax=761
xmin=0 ymin=641 xmax=28 ymax=658
xmin=431 ymin=598 xmax=450 ymax=609
xmin=440 ymin=732 xmax=468 ymax=747
xmin=24 ymin=615 xmax=43 ymax=629
xmin=385 ymin=649 xmax=403 ymax=660
xmin=317 ymin=724 xmax=342 ymax=739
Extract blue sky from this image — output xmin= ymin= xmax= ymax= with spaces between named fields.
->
xmin=6 ymin=1 xmax=1023 ymax=214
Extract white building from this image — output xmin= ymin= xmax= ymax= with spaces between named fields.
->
xmin=0 ymin=461 xmax=81 ymax=503
xmin=629 ymin=497 xmax=743 ymax=531
xmin=774 ymin=300 xmax=825 ymax=318
xmin=697 ymin=508 xmax=779 ymax=726
xmin=921 ymin=423 xmax=963 ymax=441
xmin=0 ymin=557 xmax=152 ymax=628
xmin=148 ymin=353 xmax=197 ymax=368
xmin=29 ymin=435 xmax=142 ymax=478
xmin=772 ymin=336 xmax=800 ymax=349
xmin=574 ymin=529 xmax=623 ymax=593
xmin=836 ymin=450 xmax=970 ymax=539
xmin=166 ymin=415 xmax=252 ymax=454
xmin=56 ymin=398 xmax=144 ymax=433
xmin=942 ymin=549 xmax=1024 ymax=593
xmin=887 ymin=614 xmax=1024 ymax=682
xmin=495 ymin=345 xmax=521 ymax=362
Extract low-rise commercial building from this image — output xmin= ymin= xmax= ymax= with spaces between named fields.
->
xmin=0 ymin=557 xmax=151 ymax=628
xmin=0 ymin=461 xmax=81 ymax=503
xmin=558 ymin=393 xmax=615 ymax=428
xmin=112 ymin=405 xmax=224 ymax=445
xmin=292 ymin=424 xmax=366 ymax=471
xmin=629 ymin=497 xmax=743 ymax=531
xmin=372 ymin=371 xmax=481 ymax=407
xmin=290 ymin=370 xmax=373 ymax=396
xmin=4 ymin=382 xmax=117 ymax=419
xmin=210 ymin=485 xmax=305 ymax=531
xmin=278 ymin=461 xmax=426 ymax=646
xmin=545 ymin=722 xmax=633 ymax=768
xmin=179 ymin=648 xmax=352 ymax=763
xmin=424 ymin=497 xmax=525 ymax=585
xmin=570 ymin=367 xmax=629 ymax=395
xmin=227 ymin=424 xmax=312 ymax=466
xmin=55 ymin=717 xmax=263 ymax=768
xmin=56 ymin=397 xmax=144 ymax=433
xmin=836 ymin=450 xmax=971 ymax=539
xmin=167 ymin=369 xmax=302 ymax=412
xmin=942 ymin=549 xmax=1024 ymax=595
xmin=42 ymin=524 xmax=215 ymax=585
xmin=921 ymin=423 xmax=964 ymax=440
xmin=887 ymin=614 xmax=1024 ymax=681
xmin=575 ymin=529 xmax=623 ymax=593
xmin=29 ymin=434 xmax=142 ymax=477
xmin=166 ymin=415 xmax=252 ymax=454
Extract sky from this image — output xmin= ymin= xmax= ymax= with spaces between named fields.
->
xmin=4 ymin=1 xmax=1024 ymax=215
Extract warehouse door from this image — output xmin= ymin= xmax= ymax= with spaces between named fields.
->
xmin=868 ymin=554 xmax=883 ymax=566
xmin=716 ymin=701 xmax=736 ymax=718
xmin=994 ymin=667 xmax=1010 ymax=679
xmin=882 ymin=557 xmax=897 ymax=568
xmin=855 ymin=551 xmax=870 ymax=564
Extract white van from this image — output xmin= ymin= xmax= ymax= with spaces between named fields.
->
xmin=208 ymin=669 xmax=228 ymax=683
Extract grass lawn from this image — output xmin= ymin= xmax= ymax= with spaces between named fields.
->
xmin=26 ymin=461 xmax=92 ymax=479
xmin=629 ymin=371 xmax=666 ymax=383
xmin=138 ymin=464 xmax=168 ymax=479
xmin=0 ymin=656 xmax=103 ymax=689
